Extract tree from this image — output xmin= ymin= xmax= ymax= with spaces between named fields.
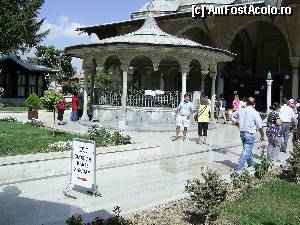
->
xmin=95 ymin=68 xmax=112 ymax=91
xmin=28 ymin=45 xmax=76 ymax=81
xmin=41 ymin=89 xmax=63 ymax=135
xmin=0 ymin=0 xmax=48 ymax=54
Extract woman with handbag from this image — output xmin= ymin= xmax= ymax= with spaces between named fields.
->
xmin=197 ymin=97 xmax=210 ymax=144
xmin=266 ymin=102 xmax=282 ymax=161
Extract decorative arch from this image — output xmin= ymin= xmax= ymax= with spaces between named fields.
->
xmin=177 ymin=26 xmax=215 ymax=47
xmin=222 ymin=18 xmax=292 ymax=54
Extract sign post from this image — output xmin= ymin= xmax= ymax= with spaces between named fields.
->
xmin=63 ymin=139 xmax=101 ymax=197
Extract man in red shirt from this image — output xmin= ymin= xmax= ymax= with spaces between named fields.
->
xmin=70 ymin=92 xmax=78 ymax=122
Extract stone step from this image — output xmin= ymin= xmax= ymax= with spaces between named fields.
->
xmin=0 ymin=143 xmax=161 ymax=185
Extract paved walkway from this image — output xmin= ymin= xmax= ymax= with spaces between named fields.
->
xmin=0 ymin=111 xmax=293 ymax=225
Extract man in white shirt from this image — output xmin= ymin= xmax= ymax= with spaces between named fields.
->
xmin=233 ymin=97 xmax=264 ymax=171
xmin=279 ymin=98 xmax=296 ymax=152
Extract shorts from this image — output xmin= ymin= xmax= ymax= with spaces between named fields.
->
xmin=176 ymin=115 xmax=190 ymax=128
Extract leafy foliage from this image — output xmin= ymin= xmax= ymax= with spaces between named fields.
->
xmin=281 ymin=141 xmax=300 ymax=182
xmin=0 ymin=0 xmax=48 ymax=54
xmin=185 ymin=169 xmax=227 ymax=225
xmin=254 ymin=151 xmax=273 ymax=179
xmin=87 ymin=125 xmax=131 ymax=147
xmin=0 ymin=117 xmax=17 ymax=122
xmin=25 ymin=93 xmax=42 ymax=109
xmin=62 ymin=81 xmax=81 ymax=95
xmin=95 ymin=68 xmax=112 ymax=91
xmin=0 ymin=87 xmax=4 ymax=98
xmin=28 ymin=45 xmax=76 ymax=80
xmin=230 ymin=170 xmax=254 ymax=189
xmin=65 ymin=206 xmax=132 ymax=225
xmin=24 ymin=119 xmax=45 ymax=128
xmin=41 ymin=89 xmax=63 ymax=111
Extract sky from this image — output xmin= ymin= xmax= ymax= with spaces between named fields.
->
xmin=35 ymin=0 xmax=148 ymax=71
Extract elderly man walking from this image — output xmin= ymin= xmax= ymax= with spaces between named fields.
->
xmin=279 ymin=98 xmax=296 ymax=152
xmin=173 ymin=94 xmax=194 ymax=141
xmin=233 ymin=97 xmax=264 ymax=171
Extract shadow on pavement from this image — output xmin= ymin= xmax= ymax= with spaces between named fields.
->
xmin=214 ymin=160 xmax=236 ymax=169
xmin=0 ymin=186 xmax=112 ymax=225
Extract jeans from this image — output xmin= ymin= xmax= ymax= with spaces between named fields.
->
xmin=70 ymin=110 xmax=78 ymax=122
xmin=267 ymin=135 xmax=281 ymax=161
xmin=236 ymin=131 xmax=256 ymax=171
xmin=281 ymin=123 xmax=290 ymax=151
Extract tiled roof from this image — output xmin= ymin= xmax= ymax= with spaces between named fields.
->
xmin=0 ymin=55 xmax=59 ymax=73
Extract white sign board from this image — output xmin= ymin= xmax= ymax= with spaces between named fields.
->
xmin=71 ymin=139 xmax=96 ymax=189
xmin=155 ymin=90 xmax=165 ymax=95
xmin=145 ymin=90 xmax=156 ymax=96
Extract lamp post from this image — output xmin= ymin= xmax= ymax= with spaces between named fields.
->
xmin=266 ymin=71 xmax=273 ymax=114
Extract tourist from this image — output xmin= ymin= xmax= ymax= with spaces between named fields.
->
xmin=233 ymin=97 xmax=264 ymax=171
xmin=173 ymin=94 xmax=194 ymax=141
xmin=279 ymin=98 xmax=296 ymax=152
xmin=232 ymin=95 xmax=240 ymax=112
xmin=77 ymin=93 xmax=84 ymax=120
xmin=70 ymin=92 xmax=78 ymax=122
xmin=197 ymin=97 xmax=210 ymax=144
xmin=240 ymin=97 xmax=247 ymax=109
xmin=206 ymin=95 xmax=211 ymax=118
xmin=57 ymin=96 xmax=66 ymax=125
xmin=266 ymin=103 xmax=282 ymax=162
xmin=217 ymin=94 xmax=227 ymax=124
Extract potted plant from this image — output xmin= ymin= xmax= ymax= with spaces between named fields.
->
xmin=25 ymin=93 xmax=41 ymax=120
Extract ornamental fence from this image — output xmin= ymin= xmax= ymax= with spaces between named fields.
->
xmin=94 ymin=88 xmax=195 ymax=108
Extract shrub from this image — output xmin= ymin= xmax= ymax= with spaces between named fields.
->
xmin=48 ymin=141 xmax=72 ymax=152
xmin=25 ymin=93 xmax=42 ymax=109
xmin=0 ymin=116 xmax=17 ymax=122
xmin=65 ymin=206 xmax=132 ymax=225
xmin=0 ymin=87 xmax=4 ymax=98
xmin=87 ymin=126 xmax=131 ymax=147
xmin=65 ymin=214 xmax=83 ymax=225
xmin=230 ymin=170 xmax=254 ymax=189
xmin=24 ymin=119 xmax=45 ymax=128
xmin=185 ymin=169 xmax=228 ymax=225
xmin=254 ymin=151 xmax=273 ymax=179
xmin=280 ymin=142 xmax=300 ymax=182
xmin=41 ymin=89 xmax=64 ymax=135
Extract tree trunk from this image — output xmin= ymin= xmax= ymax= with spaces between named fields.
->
xmin=205 ymin=213 xmax=211 ymax=225
xmin=53 ymin=111 xmax=55 ymax=136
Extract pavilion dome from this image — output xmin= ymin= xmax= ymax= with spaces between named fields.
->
xmin=136 ymin=0 xmax=180 ymax=13
xmin=180 ymin=0 xmax=236 ymax=5
xmin=97 ymin=14 xmax=202 ymax=47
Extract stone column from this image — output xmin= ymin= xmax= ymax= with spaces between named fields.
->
xmin=89 ymin=60 xmax=97 ymax=105
xmin=217 ymin=63 xmax=225 ymax=96
xmin=210 ymin=71 xmax=217 ymax=120
xmin=81 ymin=69 xmax=89 ymax=121
xmin=201 ymin=70 xmax=209 ymax=94
xmin=210 ymin=65 xmax=217 ymax=120
xmin=280 ymin=85 xmax=284 ymax=105
xmin=181 ymin=71 xmax=187 ymax=100
xmin=118 ymin=63 xmax=129 ymax=130
xmin=266 ymin=79 xmax=273 ymax=114
xmin=290 ymin=57 xmax=299 ymax=99
xmin=160 ymin=72 xmax=164 ymax=90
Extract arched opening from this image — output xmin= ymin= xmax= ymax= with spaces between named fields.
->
xmin=130 ymin=56 xmax=154 ymax=90
xmin=159 ymin=56 xmax=180 ymax=91
xmin=223 ymin=21 xmax=291 ymax=111
xmin=180 ymin=27 xmax=214 ymax=46
xmin=103 ymin=55 xmax=121 ymax=91
xmin=188 ymin=59 xmax=203 ymax=92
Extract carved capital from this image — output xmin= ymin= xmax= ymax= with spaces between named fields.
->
xmin=289 ymin=57 xmax=300 ymax=69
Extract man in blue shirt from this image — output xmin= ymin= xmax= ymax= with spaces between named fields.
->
xmin=173 ymin=94 xmax=194 ymax=141
xmin=233 ymin=97 xmax=264 ymax=171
